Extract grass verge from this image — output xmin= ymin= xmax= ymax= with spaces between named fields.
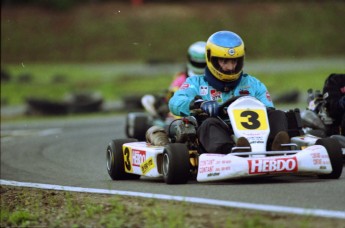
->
xmin=1 ymin=185 xmax=343 ymax=228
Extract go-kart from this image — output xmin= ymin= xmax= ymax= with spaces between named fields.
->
xmin=107 ymin=96 xmax=343 ymax=184
xmin=125 ymin=94 xmax=176 ymax=141
xmin=298 ymin=88 xmax=345 ymax=158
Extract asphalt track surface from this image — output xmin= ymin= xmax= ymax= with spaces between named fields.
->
xmin=1 ymin=115 xmax=345 ymax=212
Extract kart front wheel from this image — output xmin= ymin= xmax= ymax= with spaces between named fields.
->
xmin=162 ymin=143 xmax=190 ymax=184
xmin=316 ymin=138 xmax=343 ymax=179
xmin=106 ymin=138 xmax=140 ymax=180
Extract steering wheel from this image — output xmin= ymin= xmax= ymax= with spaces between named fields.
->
xmin=217 ymin=96 xmax=246 ymax=117
xmin=198 ymin=96 xmax=246 ymax=119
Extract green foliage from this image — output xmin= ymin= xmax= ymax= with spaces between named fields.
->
xmin=2 ymin=60 xmax=344 ymax=107
xmin=1 ymin=2 xmax=345 ymax=63
xmin=9 ymin=211 xmax=36 ymax=226
xmin=37 ymin=0 xmax=76 ymax=10
xmin=66 ymin=192 xmax=82 ymax=218
xmin=1 ymin=209 xmax=37 ymax=227
xmin=241 ymin=214 xmax=267 ymax=228
xmin=4 ymin=0 xmax=77 ymax=10
xmin=84 ymin=203 xmax=103 ymax=218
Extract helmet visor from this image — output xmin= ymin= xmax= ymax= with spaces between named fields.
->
xmin=188 ymin=55 xmax=206 ymax=69
xmin=211 ymin=56 xmax=243 ymax=76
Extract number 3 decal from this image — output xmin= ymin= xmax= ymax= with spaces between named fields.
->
xmin=233 ymin=109 xmax=268 ymax=130
xmin=124 ymin=148 xmax=132 ymax=172
xmin=241 ymin=111 xmax=260 ymax=129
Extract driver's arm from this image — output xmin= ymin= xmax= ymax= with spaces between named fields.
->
xmin=169 ymin=80 xmax=198 ymax=117
xmin=254 ymin=81 xmax=274 ymax=108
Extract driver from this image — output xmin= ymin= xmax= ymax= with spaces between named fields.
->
xmin=169 ymin=30 xmax=289 ymax=154
xmin=141 ymin=41 xmax=207 ymax=119
xmin=322 ymin=73 xmax=345 ymax=136
xmin=167 ymin=41 xmax=207 ymax=100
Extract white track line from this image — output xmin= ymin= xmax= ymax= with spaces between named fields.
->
xmin=1 ymin=179 xmax=344 ymax=219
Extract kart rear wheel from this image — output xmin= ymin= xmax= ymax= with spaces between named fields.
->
xmin=125 ymin=112 xmax=151 ymax=141
xmin=162 ymin=143 xmax=190 ymax=184
xmin=316 ymin=138 xmax=343 ymax=179
xmin=106 ymin=138 xmax=140 ymax=180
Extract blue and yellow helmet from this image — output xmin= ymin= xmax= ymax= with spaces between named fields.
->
xmin=206 ymin=31 xmax=245 ymax=82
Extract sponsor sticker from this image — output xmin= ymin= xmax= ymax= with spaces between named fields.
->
xmin=207 ymin=172 xmax=220 ymax=177
xmin=180 ymin=83 xmax=190 ymax=90
xmin=239 ymin=89 xmax=250 ymax=95
xmin=266 ymin=91 xmax=272 ymax=101
xmin=248 ymin=157 xmax=298 ymax=174
xmin=228 ymin=48 xmax=235 ymax=56
xmin=311 ymin=152 xmax=330 ymax=165
xmin=200 ymin=86 xmax=208 ymax=96
xmin=199 ymin=166 xmax=213 ymax=174
xmin=132 ymin=149 xmax=146 ymax=167
xmin=140 ymin=157 xmax=155 ymax=175
xmin=210 ymin=90 xmax=222 ymax=101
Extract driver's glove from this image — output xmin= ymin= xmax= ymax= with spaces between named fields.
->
xmin=189 ymin=95 xmax=204 ymax=110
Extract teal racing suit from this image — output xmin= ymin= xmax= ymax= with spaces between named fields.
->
xmin=169 ymin=73 xmax=274 ymax=116
xmin=168 ymin=72 xmax=288 ymax=154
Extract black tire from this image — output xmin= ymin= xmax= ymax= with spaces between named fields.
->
xmin=125 ymin=113 xmax=151 ymax=141
xmin=26 ymin=98 xmax=69 ymax=115
xmin=162 ymin=143 xmax=190 ymax=184
xmin=66 ymin=92 xmax=103 ymax=114
xmin=106 ymin=138 xmax=140 ymax=180
xmin=316 ymin=138 xmax=343 ymax=179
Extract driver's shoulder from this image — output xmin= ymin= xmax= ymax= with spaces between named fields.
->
xmin=241 ymin=73 xmax=263 ymax=84
xmin=186 ymin=75 xmax=207 ymax=84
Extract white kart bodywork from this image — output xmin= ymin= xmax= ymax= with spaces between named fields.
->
xmin=120 ymin=140 xmax=333 ymax=182
xmin=228 ymin=96 xmax=270 ymax=154
xmin=196 ymin=96 xmax=333 ymax=182
xmin=118 ymin=96 xmax=336 ymax=182
xmin=197 ymin=145 xmax=332 ymax=182
xmin=292 ymin=133 xmax=345 ymax=156
xmin=122 ymin=142 xmax=164 ymax=177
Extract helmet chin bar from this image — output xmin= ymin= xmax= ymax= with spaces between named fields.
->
xmin=215 ymin=67 xmax=235 ymax=75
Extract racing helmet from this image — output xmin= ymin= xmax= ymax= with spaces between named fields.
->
xmin=187 ymin=41 xmax=207 ymax=76
xmin=206 ymin=31 xmax=245 ymax=82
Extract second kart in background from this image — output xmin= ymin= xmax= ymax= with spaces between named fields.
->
xmin=298 ymin=73 xmax=345 ymax=159
xmin=125 ymin=41 xmax=207 ymax=140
